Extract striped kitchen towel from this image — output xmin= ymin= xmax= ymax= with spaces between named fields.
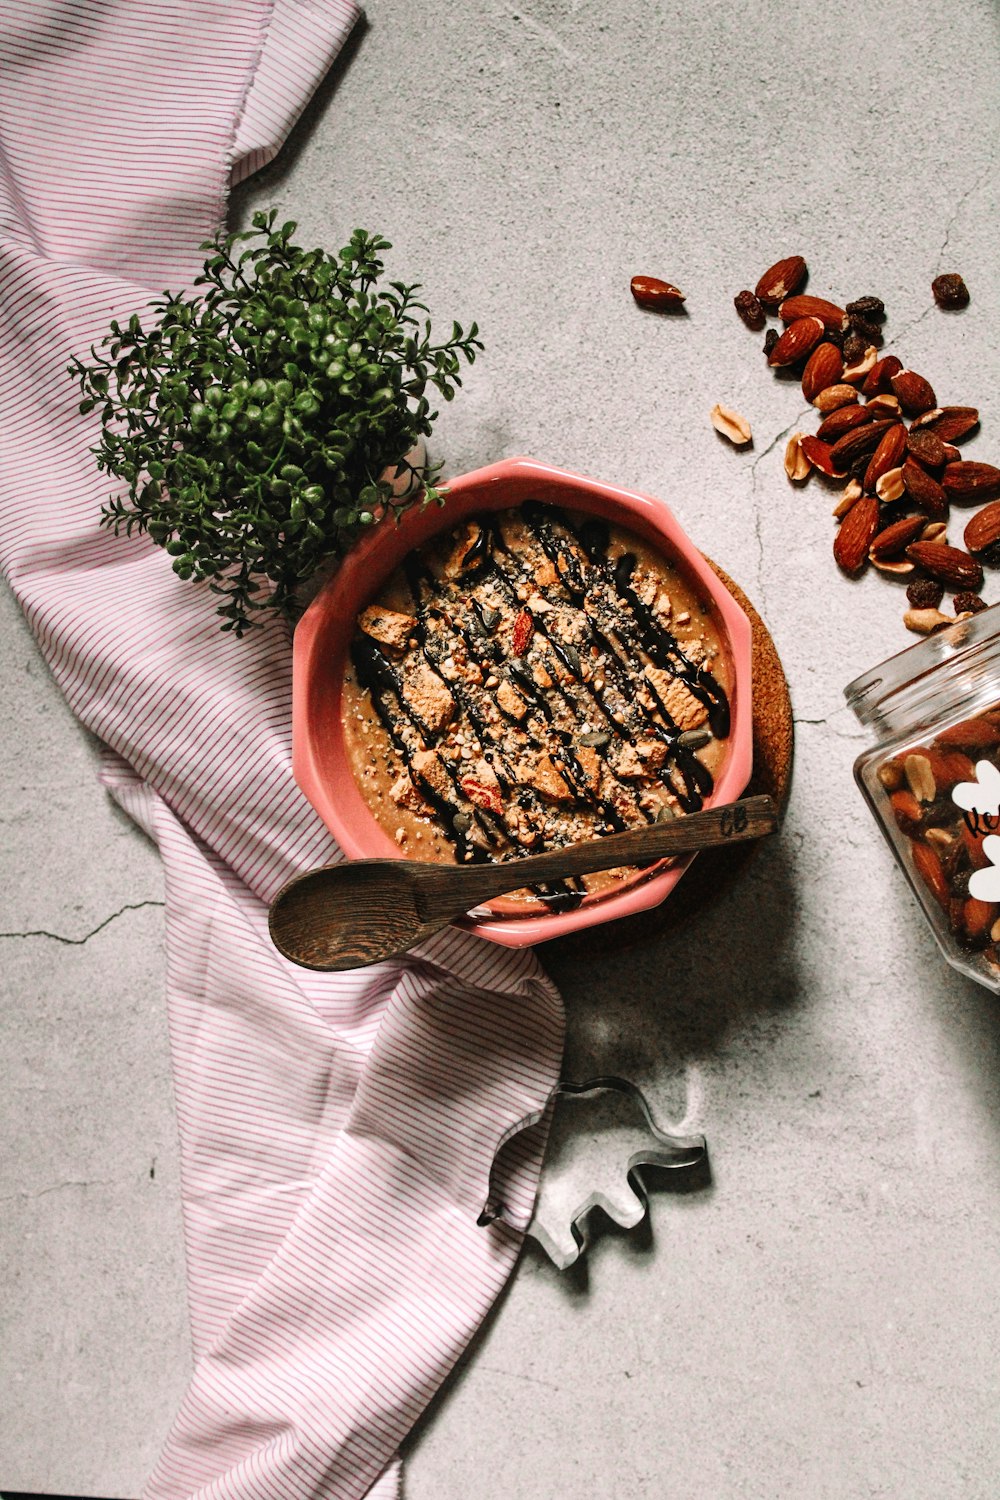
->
xmin=0 ymin=4 xmax=564 ymax=1498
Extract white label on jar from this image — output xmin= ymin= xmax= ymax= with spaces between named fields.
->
xmin=952 ymin=762 xmax=1000 ymax=901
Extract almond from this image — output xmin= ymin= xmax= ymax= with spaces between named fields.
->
xmin=891 ymin=789 xmax=924 ymax=833
xmin=710 ymin=403 xmax=752 ymax=445
xmin=962 ymin=819 xmax=993 ymax=869
xmin=801 ymin=342 xmax=844 ymax=402
xmin=630 ymin=275 xmax=685 ymax=310
xmin=869 ymin=513 xmax=926 ymax=559
xmin=861 ymin=354 xmax=903 ymax=396
xmin=755 ymin=255 xmax=807 ymax=310
xmin=812 ymin=383 xmax=860 ymax=413
xmin=890 ymin=369 xmax=937 ymax=417
xmin=963 ymin=501 xmax=1000 ymax=554
xmin=829 ymin=418 xmax=897 ymax=469
xmin=911 ymin=841 xmax=950 ymax=909
xmin=942 ymin=461 xmax=1000 ymax=505
xmin=834 ymin=494 xmax=879 ymax=575
xmin=936 ymin=716 xmax=1000 ymax=749
xmin=911 ymin=406 xmax=980 ymax=442
xmin=941 ymin=443 xmax=962 ymax=464
xmin=800 ymin=434 xmax=845 ymax=477
xmin=778 ymin=293 xmax=848 ymax=330
xmin=767 ymin=315 xmax=825 ymax=367
xmin=863 ymin=422 xmax=908 ymax=493
xmin=784 ymin=432 xmax=811 ymax=482
xmin=817 ymin=404 xmax=875 ymax=441
xmin=901 ymin=458 xmax=948 ymax=519
xmin=904 ymin=542 xmax=984 ymax=591
xmin=512 ymin=608 xmax=534 ymax=655
xmin=924 ymin=747 xmax=976 ymax=790
xmin=963 ymin=897 xmax=996 ymax=946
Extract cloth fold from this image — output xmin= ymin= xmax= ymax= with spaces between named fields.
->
xmin=0 ymin=5 xmax=564 ymax=1497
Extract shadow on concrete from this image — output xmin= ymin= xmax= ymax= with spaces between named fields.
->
xmin=227 ymin=15 xmax=370 ymax=226
xmin=542 ymin=833 xmax=804 ymax=1082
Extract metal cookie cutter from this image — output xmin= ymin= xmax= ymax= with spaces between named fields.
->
xmin=525 ymin=1076 xmax=709 ymax=1271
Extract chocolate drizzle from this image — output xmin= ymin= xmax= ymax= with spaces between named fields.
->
xmin=348 ymin=501 xmax=732 ymax=909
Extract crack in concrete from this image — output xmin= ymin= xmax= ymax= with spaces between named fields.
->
xmin=889 ymin=152 xmax=996 ymax=349
xmin=748 ymin=407 xmax=811 ymax=609
xmin=0 ymin=899 xmax=165 ymax=947
xmin=936 ymin=155 xmax=996 ymax=270
xmin=0 ymin=1178 xmax=118 ymax=1203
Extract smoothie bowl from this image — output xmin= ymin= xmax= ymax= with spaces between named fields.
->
xmin=292 ymin=456 xmax=753 ymax=947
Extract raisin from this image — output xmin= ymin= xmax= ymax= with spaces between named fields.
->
xmin=734 ymin=289 xmax=766 ymax=331
xmin=953 ymin=591 xmax=988 ymax=614
xmin=951 ymin=869 xmax=972 ymax=900
xmin=846 ymin=296 xmax=886 ymax=321
xmin=931 ymin=273 xmax=970 ymax=310
xmin=842 ymin=330 xmax=867 ymax=364
xmin=848 ymin=312 xmax=883 ymax=346
xmin=763 ymin=327 xmax=778 ymax=357
xmin=907 ymin=576 xmax=945 ymax=609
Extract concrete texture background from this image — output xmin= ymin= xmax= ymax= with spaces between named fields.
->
xmin=3 ymin=0 xmax=1000 ymax=1494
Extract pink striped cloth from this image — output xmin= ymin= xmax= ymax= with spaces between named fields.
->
xmin=0 ymin=5 xmax=564 ymax=1498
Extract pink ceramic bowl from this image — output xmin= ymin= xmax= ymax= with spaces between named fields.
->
xmin=292 ymin=456 xmax=753 ymax=948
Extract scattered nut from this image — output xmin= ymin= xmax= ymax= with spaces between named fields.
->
xmin=875 ymin=465 xmax=905 ymax=503
xmin=631 ymin=275 xmax=685 ymax=310
xmin=710 ymin=403 xmax=752 ymax=445
xmin=865 ymin=394 xmax=902 ymax=420
xmin=919 ymin=521 xmax=948 ymax=543
xmin=833 ymin=479 xmax=863 ymax=518
xmin=842 ymin=344 xmax=878 ymax=383
xmin=870 ymin=556 xmax=915 ymax=576
xmin=904 ymin=607 xmax=953 ymax=635
xmin=813 ymin=383 xmax=860 ymax=413
xmin=784 ymin=431 xmax=811 ymax=482
xmin=755 ymin=255 xmax=808 ymax=309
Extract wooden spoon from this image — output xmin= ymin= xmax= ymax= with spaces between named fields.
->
xmin=268 ymin=795 xmax=777 ymax=972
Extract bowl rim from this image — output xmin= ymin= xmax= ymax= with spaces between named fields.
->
xmin=293 ymin=455 xmax=754 ymax=947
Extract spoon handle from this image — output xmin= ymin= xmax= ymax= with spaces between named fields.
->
xmin=422 ymin=794 xmax=778 ymax=917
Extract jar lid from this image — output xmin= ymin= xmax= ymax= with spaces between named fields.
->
xmin=845 ymin=602 xmax=1000 ymax=729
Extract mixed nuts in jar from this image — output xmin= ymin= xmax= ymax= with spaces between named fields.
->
xmin=847 ymin=605 xmax=1000 ymax=992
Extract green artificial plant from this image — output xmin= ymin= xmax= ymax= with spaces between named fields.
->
xmin=69 ymin=211 xmax=482 ymax=634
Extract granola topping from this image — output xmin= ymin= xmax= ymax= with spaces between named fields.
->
xmin=341 ymin=502 xmax=732 ymax=911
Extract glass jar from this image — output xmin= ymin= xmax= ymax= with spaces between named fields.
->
xmin=845 ymin=604 xmax=1000 ymax=993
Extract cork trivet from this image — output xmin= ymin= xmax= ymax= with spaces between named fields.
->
xmin=546 ymin=562 xmax=793 ymax=956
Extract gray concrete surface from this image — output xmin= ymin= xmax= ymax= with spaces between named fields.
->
xmin=3 ymin=1 xmax=1000 ymax=1494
